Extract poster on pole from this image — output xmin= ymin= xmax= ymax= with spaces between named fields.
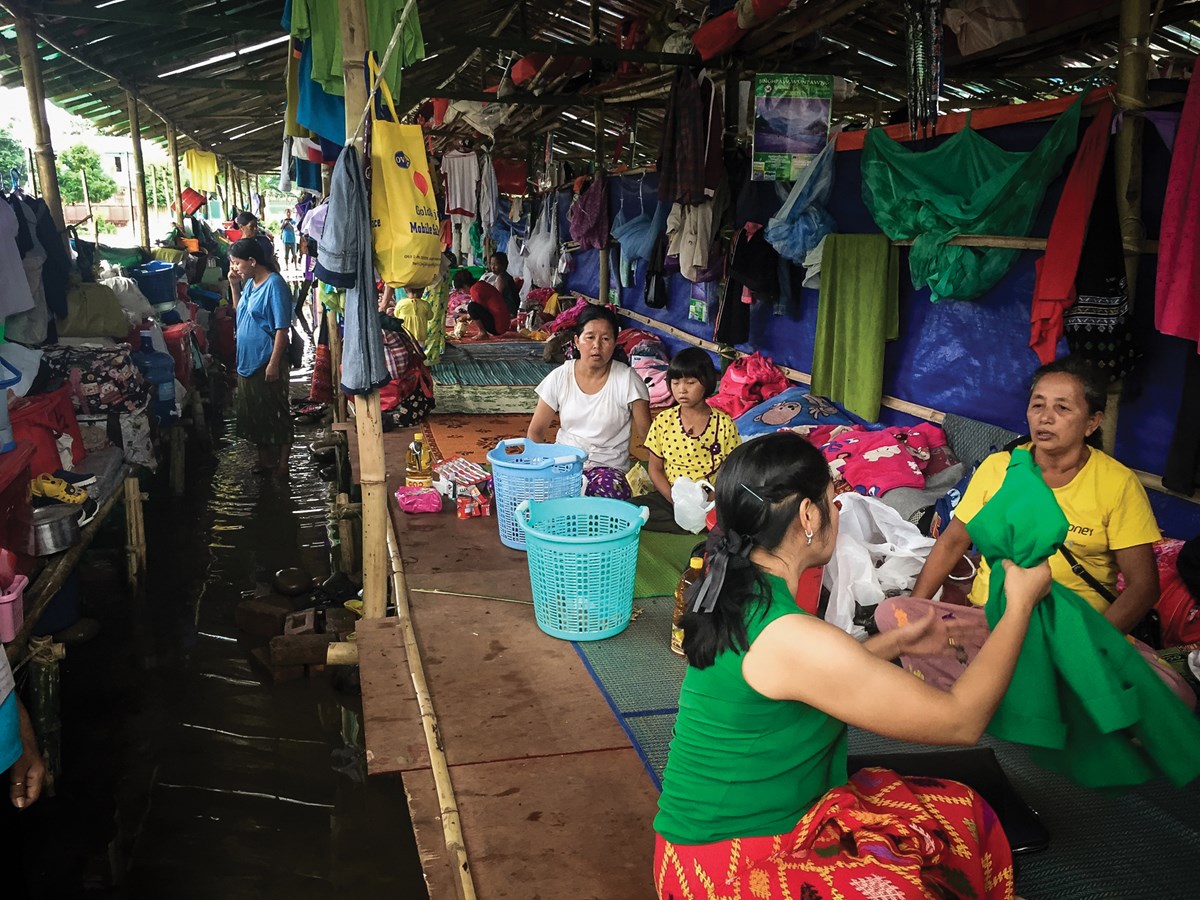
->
xmin=752 ymin=74 xmax=833 ymax=181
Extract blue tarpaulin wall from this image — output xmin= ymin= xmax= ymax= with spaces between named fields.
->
xmin=557 ymin=119 xmax=1199 ymax=538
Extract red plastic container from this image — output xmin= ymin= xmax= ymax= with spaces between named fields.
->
xmin=179 ymin=187 xmax=206 ymax=216
xmin=7 ymin=386 xmax=85 ymax=477
xmin=163 ymin=322 xmax=197 ymax=390
xmin=0 ymin=441 xmax=36 ymax=576
xmin=211 ymin=307 xmax=237 ymax=370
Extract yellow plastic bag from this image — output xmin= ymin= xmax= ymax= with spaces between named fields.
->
xmin=370 ymin=61 xmax=441 ymax=290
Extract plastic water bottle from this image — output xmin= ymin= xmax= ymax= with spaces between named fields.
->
xmin=405 ymin=432 xmax=434 ymax=487
xmin=672 ymin=556 xmax=705 ymax=658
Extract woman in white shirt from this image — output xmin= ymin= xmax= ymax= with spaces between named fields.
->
xmin=528 ymin=305 xmax=651 ymax=499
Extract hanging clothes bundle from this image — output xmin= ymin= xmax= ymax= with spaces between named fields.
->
xmin=568 ymin=173 xmax=609 ymax=251
xmin=657 ymin=68 xmax=724 ymax=206
xmin=764 ymin=138 xmax=837 ymax=264
xmin=862 ymin=94 xmax=1083 ymax=301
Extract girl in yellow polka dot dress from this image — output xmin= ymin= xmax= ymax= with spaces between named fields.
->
xmin=637 ymin=348 xmax=741 ymax=532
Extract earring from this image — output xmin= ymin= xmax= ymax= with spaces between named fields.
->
xmin=805 ymin=530 xmax=814 ymax=545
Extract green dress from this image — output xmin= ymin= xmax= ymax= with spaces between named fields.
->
xmin=970 ymin=448 xmax=1200 ymax=788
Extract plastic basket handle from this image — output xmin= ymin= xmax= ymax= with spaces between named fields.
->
xmin=636 ymin=506 xmax=650 ymax=526
xmin=0 ymin=354 xmax=21 ymax=389
xmin=514 ymin=499 xmax=532 ymax=533
xmin=495 ymin=438 xmax=583 ymax=470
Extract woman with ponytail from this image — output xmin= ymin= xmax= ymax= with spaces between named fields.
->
xmin=654 ymin=432 xmax=1051 ymax=900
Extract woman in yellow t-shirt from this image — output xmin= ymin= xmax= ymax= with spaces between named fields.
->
xmin=637 ymin=349 xmax=740 ymax=532
xmin=875 ymin=355 xmax=1193 ymax=706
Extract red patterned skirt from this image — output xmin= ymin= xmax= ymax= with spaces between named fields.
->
xmin=654 ymin=768 xmax=1015 ymax=900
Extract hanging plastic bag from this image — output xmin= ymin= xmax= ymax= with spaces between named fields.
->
xmin=525 ymin=195 xmax=560 ymax=289
xmin=672 ymin=477 xmax=715 ymax=534
xmin=369 ymin=58 xmax=442 ymax=290
xmin=822 ymin=493 xmax=935 ymax=639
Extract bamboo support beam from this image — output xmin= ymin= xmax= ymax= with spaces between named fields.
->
xmin=387 ymin=519 xmax=477 ymax=900
xmin=14 ymin=15 xmax=67 ymax=245
xmin=341 ymin=0 xmax=388 ymax=621
xmin=1115 ymin=0 xmax=1151 ymax=296
xmin=127 ymin=91 xmax=151 ymax=248
xmin=167 ymin=123 xmax=184 ymax=230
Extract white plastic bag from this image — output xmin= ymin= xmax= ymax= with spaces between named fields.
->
xmin=671 ymin=477 xmax=714 ymax=534
xmin=822 ymin=493 xmax=935 ymax=639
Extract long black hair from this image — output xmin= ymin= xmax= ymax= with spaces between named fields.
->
xmin=1029 ymin=354 xmax=1108 ymax=449
xmin=681 ymin=432 xmax=832 ymax=669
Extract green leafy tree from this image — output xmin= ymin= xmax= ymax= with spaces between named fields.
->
xmin=0 ymin=123 xmax=26 ymax=179
xmin=94 ymin=216 xmax=118 ymax=235
xmin=56 ymin=144 xmax=118 ymax=204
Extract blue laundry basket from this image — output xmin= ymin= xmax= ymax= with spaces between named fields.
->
xmin=515 ymin=497 xmax=649 ymax=641
xmin=488 ymin=439 xmax=587 ymax=550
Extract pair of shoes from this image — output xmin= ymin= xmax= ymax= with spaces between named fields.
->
xmin=53 ymin=469 xmax=97 ymax=488
xmin=77 ymin=498 xmax=100 ymax=527
xmin=31 ymin=473 xmax=89 ymax=505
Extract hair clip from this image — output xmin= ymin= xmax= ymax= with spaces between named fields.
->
xmin=740 ymin=483 xmax=764 ymax=504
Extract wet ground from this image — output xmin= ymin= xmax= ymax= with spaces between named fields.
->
xmin=13 ymin=372 xmax=429 ymax=898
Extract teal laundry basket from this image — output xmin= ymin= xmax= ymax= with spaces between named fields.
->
xmin=515 ymin=497 xmax=649 ymax=641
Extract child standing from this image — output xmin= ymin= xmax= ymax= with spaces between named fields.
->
xmin=638 ymin=348 xmax=740 ymax=532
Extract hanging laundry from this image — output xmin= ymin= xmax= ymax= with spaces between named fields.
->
xmin=3 ymin=198 xmax=48 ymax=344
xmin=183 ymin=149 xmax=219 ymax=192
xmin=764 ymin=138 xmax=837 ymax=264
xmin=441 ymin=147 xmax=479 ymax=218
xmin=478 ymin=152 xmax=499 ymax=236
xmin=862 ymin=94 xmax=1082 ymax=301
xmin=568 ymin=173 xmax=608 ymax=251
xmin=974 ymin=449 xmax=1200 ymax=789
xmin=1156 ymin=62 xmax=1200 ymax=347
xmin=279 ymin=140 xmax=294 ymax=193
xmin=0 ymin=200 xmax=35 ymax=319
xmin=657 ymin=69 xmax=724 ymax=205
xmin=288 ymin=0 xmax=424 ymax=98
xmin=296 ymin=38 xmax=346 ymax=144
xmin=284 ymin=37 xmax=313 ymax=140
xmin=811 ymin=234 xmax=899 ymax=421
xmin=1029 ymin=102 xmax=1114 ymax=365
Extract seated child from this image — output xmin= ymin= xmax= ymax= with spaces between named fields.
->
xmin=636 ymin=348 xmax=741 ymax=533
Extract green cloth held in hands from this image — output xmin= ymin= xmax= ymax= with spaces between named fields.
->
xmin=969 ymin=448 xmax=1200 ymax=789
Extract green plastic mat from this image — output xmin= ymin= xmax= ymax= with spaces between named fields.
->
xmin=572 ymin=596 xmax=1200 ymax=898
xmin=432 ymin=357 xmax=555 ymax=387
xmin=634 ymin=531 xmax=702 ymax=600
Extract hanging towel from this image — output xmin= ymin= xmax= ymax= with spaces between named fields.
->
xmin=862 ymin=95 xmax=1082 ymax=301
xmin=183 ymin=149 xmax=219 ymax=192
xmin=972 ymin=448 xmax=1200 ymax=788
xmin=479 ymin=152 xmax=499 ymax=236
xmin=1156 ymin=62 xmax=1200 ymax=348
xmin=810 ymin=234 xmax=899 ymax=421
xmin=1029 ymin=102 xmax=1114 ymax=364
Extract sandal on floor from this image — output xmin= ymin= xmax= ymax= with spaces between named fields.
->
xmin=31 ymin=473 xmax=89 ymax=505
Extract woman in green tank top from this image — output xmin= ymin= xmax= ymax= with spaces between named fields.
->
xmin=654 ymin=432 xmax=1051 ymax=900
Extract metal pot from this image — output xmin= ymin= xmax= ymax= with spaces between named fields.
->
xmin=33 ymin=505 xmax=81 ymax=556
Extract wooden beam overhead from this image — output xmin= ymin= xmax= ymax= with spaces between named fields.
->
xmin=30 ymin=2 xmax=280 ymax=34
xmin=153 ymin=75 xmax=284 ymax=93
xmin=436 ymin=34 xmax=697 ymax=66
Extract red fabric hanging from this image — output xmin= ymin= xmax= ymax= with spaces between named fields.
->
xmin=1156 ymin=63 xmax=1200 ymax=348
xmin=1029 ymin=102 xmax=1114 ymax=364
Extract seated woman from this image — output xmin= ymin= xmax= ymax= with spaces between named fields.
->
xmin=451 ymin=269 xmax=511 ymax=340
xmin=481 ymin=252 xmax=520 ymax=316
xmin=655 ymin=432 xmax=1050 ymax=899
xmin=638 ymin=348 xmax=740 ymax=532
xmin=528 ymin=305 xmax=650 ymax=499
xmin=876 ymin=355 xmax=1194 ymax=707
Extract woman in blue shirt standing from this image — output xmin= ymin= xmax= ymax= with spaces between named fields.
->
xmin=230 ymin=238 xmax=295 ymax=477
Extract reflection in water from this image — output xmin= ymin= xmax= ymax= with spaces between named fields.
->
xmin=19 ymin=385 xmax=427 ymax=899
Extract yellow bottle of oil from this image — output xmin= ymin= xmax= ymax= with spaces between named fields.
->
xmin=671 ymin=556 xmax=705 ymax=658
xmin=405 ymin=432 xmax=434 ymax=487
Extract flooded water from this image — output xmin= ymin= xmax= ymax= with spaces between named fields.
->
xmin=13 ymin=372 xmax=429 ymax=898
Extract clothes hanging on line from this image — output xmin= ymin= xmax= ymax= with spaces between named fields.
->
xmin=441 ymin=148 xmax=479 ymax=218
xmin=810 ymin=233 xmax=899 ymax=421
xmin=1156 ymin=60 xmax=1200 ymax=347
xmin=1028 ymin=102 xmax=1114 ymax=365
xmin=183 ymin=149 xmax=219 ymax=192
xmin=657 ymin=68 xmax=723 ymax=206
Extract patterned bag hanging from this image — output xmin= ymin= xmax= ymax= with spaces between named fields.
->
xmin=309 ymin=314 xmax=333 ymax=403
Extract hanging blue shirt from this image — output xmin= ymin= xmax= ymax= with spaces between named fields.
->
xmin=235 ymin=272 xmax=293 ymax=377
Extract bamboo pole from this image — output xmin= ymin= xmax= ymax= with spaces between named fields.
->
xmin=328 ymin=307 xmax=346 ymax=421
xmin=14 ymin=16 xmax=67 ymax=245
xmin=127 ymin=91 xmax=151 ymax=248
xmin=80 ymin=167 xmax=93 ymax=237
xmin=167 ymin=123 xmax=184 ymax=230
xmin=341 ymin=0 xmax=388 ymax=620
xmin=387 ymin=519 xmax=477 ymax=900
xmin=594 ymin=99 xmax=610 ymax=304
